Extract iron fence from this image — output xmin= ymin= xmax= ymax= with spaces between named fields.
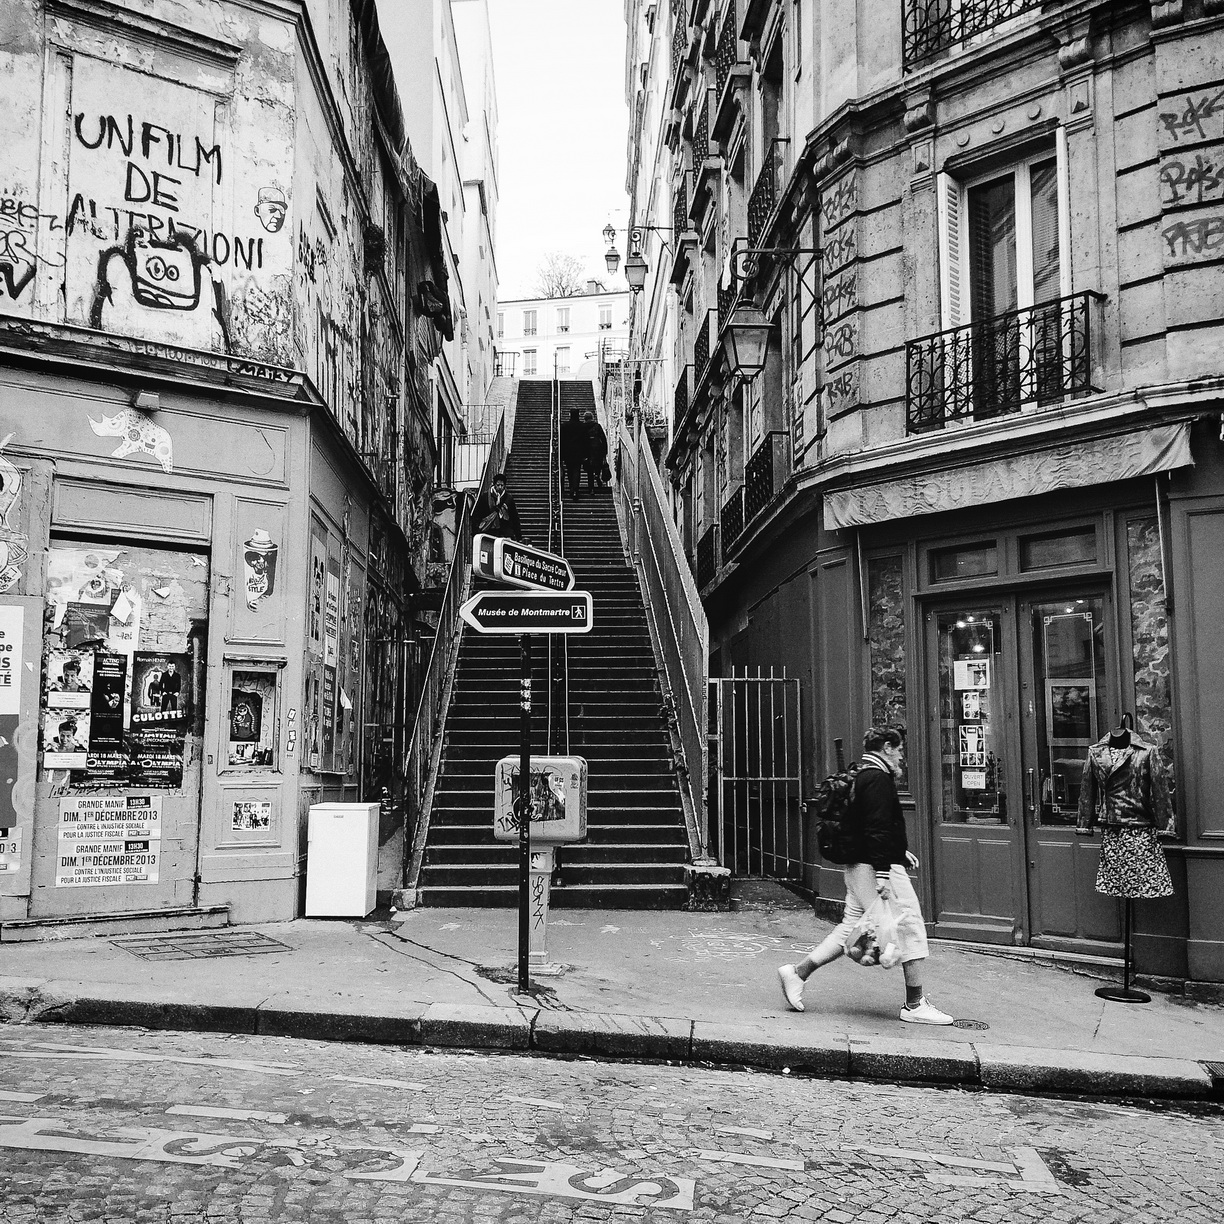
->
xmin=744 ymin=430 xmax=788 ymax=520
xmin=902 ymin=0 xmax=1041 ymax=68
xmin=905 ymin=292 xmax=1100 ymax=433
xmin=709 ymin=671 xmax=804 ymax=879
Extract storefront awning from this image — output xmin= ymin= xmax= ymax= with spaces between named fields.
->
xmin=823 ymin=421 xmax=1194 ymax=531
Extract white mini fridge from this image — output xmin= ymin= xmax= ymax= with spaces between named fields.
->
xmin=305 ymin=803 xmax=379 ymax=917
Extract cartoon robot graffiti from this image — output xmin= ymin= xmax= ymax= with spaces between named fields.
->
xmin=88 ymin=409 xmax=174 ymax=475
xmin=89 ymin=227 xmax=232 ymax=352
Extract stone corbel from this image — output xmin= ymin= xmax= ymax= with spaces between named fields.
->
xmin=904 ymin=90 xmax=934 ymax=134
xmin=814 ymin=136 xmax=854 ymax=180
xmin=1057 ymin=16 xmax=1094 ymax=71
xmin=1150 ymin=0 xmax=1183 ymax=27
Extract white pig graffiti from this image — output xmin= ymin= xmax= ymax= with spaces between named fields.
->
xmin=88 ymin=409 xmax=174 ymax=474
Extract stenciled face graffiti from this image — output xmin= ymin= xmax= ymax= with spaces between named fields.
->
xmin=87 ymin=408 xmax=174 ymax=475
xmin=243 ymin=529 xmax=279 ymax=609
xmin=89 ymin=227 xmax=232 ymax=352
xmin=254 ymin=188 xmax=287 ymax=234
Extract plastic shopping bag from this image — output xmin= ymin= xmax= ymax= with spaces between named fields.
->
xmin=844 ymin=897 xmax=904 ymax=969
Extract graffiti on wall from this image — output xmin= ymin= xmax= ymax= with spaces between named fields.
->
xmin=87 ymin=409 xmax=174 ymax=475
xmin=820 ymin=168 xmax=860 ymax=422
xmin=1157 ymin=82 xmax=1224 ymax=269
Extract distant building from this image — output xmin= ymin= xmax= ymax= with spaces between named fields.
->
xmin=497 ymin=283 xmax=631 ymax=380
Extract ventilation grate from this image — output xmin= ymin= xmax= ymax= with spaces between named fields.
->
xmin=111 ymin=929 xmax=292 ymax=961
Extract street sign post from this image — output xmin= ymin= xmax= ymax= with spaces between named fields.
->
xmin=473 ymin=534 xmax=576 ymax=592
xmin=459 ymin=590 xmax=593 ymax=635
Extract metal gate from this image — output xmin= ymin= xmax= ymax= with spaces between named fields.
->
xmin=708 ymin=670 xmax=803 ymax=879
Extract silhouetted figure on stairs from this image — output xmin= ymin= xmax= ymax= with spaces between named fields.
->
xmin=560 ymin=407 xmax=588 ymax=502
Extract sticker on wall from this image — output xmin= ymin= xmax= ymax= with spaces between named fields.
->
xmin=88 ymin=408 xmax=174 ymax=475
xmin=56 ymin=795 xmax=161 ymax=888
xmin=253 ymin=187 xmax=288 ymax=233
xmin=232 ymin=800 xmax=272 ymax=832
xmin=242 ymin=530 xmax=278 ymax=609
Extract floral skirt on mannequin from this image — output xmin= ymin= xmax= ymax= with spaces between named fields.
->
xmin=1096 ymin=827 xmax=1173 ymax=898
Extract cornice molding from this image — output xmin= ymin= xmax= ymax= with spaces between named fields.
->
xmin=46 ymin=0 xmax=241 ymax=66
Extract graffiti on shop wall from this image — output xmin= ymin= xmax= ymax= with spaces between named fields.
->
xmin=1157 ymin=83 xmax=1224 ymax=269
xmin=87 ymin=409 xmax=174 ymax=475
xmin=0 ymin=435 xmax=28 ymax=593
xmin=242 ymin=530 xmax=279 ymax=610
xmin=254 ymin=188 xmax=287 ymax=234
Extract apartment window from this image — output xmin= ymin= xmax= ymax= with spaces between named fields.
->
xmin=556 ymin=347 xmax=570 ymax=374
xmin=524 ymin=349 xmax=537 ymax=375
xmin=556 ymin=307 xmax=570 ymax=333
xmin=497 ymin=312 xmax=504 ymax=338
xmin=599 ymin=304 xmax=613 ymax=330
xmin=523 ymin=309 xmax=537 ymax=336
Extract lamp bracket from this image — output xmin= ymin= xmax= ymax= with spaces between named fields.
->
xmin=730 ymin=237 xmax=821 ymax=287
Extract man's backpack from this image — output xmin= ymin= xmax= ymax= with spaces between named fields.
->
xmin=811 ymin=738 xmax=860 ymax=865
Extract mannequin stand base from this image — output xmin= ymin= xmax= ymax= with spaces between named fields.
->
xmin=1095 ymin=985 xmax=1151 ymax=1004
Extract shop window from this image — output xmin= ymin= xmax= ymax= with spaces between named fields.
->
xmin=931 ymin=541 xmax=998 ymax=582
xmin=1127 ymin=517 xmax=1176 ymax=801
xmin=867 ymin=555 xmax=908 ymax=788
xmin=225 ymin=663 xmax=282 ymax=771
xmin=1020 ymin=527 xmax=1096 ymax=570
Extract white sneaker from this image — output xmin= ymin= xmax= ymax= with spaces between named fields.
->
xmin=899 ymin=997 xmax=954 ymax=1026
xmin=777 ymin=964 xmax=805 ymax=1012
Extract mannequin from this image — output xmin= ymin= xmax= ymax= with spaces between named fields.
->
xmin=1077 ymin=712 xmax=1175 ymax=1002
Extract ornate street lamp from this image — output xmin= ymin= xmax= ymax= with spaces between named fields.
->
xmin=722 ymin=303 xmax=772 ymax=378
xmin=624 ymin=248 xmax=649 ymax=293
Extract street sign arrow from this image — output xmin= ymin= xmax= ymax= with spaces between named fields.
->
xmin=472 ymin=534 xmax=575 ymax=592
xmin=460 ymin=589 xmax=594 ymax=635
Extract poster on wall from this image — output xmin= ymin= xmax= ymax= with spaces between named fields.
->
xmin=127 ymin=652 xmax=189 ymax=788
xmin=243 ymin=529 xmax=279 ymax=610
xmin=321 ymin=664 xmax=336 ymax=764
xmin=309 ymin=534 xmax=326 ymax=656
xmin=231 ymin=799 xmax=272 ymax=832
xmin=228 ymin=671 xmax=276 ymax=768
xmin=0 ymin=827 xmax=20 ymax=874
xmin=42 ymin=711 xmax=91 ymax=770
xmin=953 ymin=659 xmax=990 ymax=690
xmin=83 ymin=651 xmax=129 ymax=783
xmin=0 ymin=605 xmax=23 ymax=832
xmin=56 ymin=795 xmax=161 ymax=887
xmin=324 ymin=556 xmax=340 ymax=667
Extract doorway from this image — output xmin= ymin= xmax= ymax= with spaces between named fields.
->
xmin=924 ymin=587 xmax=1123 ymax=950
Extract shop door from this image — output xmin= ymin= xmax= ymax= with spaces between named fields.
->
xmin=1018 ymin=592 xmax=1123 ymax=951
xmin=926 ymin=605 xmax=1024 ymax=943
xmin=29 ymin=543 xmax=208 ymax=917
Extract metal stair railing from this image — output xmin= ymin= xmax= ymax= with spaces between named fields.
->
xmin=614 ymin=413 xmax=710 ymax=855
xmin=402 ymin=411 xmax=506 ymax=891
xmin=548 ymin=377 xmax=570 ymax=756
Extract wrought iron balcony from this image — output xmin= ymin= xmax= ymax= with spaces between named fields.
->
xmin=744 ymin=430 xmax=788 ymax=521
xmin=715 ymin=3 xmax=738 ymax=100
xmin=902 ymin=0 xmax=1042 ymax=69
xmin=905 ymin=292 xmax=1102 ymax=434
xmin=673 ymin=176 xmax=689 ymax=242
xmin=695 ymin=94 xmax=711 ymax=165
xmin=718 ymin=280 xmax=740 ymax=332
xmin=721 ymin=485 xmax=745 ymax=551
xmin=671 ymin=9 xmax=687 ymax=85
xmin=747 ymin=138 xmax=786 ymax=248
xmin=674 ymin=364 xmax=692 ymax=432
xmin=694 ymin=307 xmax=716 ymax=383
xmin=697 ymin=523 xmax=719 ymax=588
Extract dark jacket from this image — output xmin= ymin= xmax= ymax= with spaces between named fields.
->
xmin=1077 ymin=733 xmax=1172 ymax=832
xmin=852 ymin=757 xmax=908 ymax=871
xmin=560 ymin=415 xmax=588 ymax=464
xmin=474 ymin=487 xmax=522 ymax=541
xmin=585 ymin=421 xmax=608 ymax=467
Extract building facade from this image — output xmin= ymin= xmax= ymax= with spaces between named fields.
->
xmin=0 ymin=0 xmax=448 ymax=926
xmin=497 ymin=284 xmax=631 ymax=380
xmin=630 ymin=0 xmax=1224 ymax=983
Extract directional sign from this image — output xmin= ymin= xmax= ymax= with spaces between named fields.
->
xmin=460 ymin=590 xmax=593 ymax=635
xmin=473 ymin=534 xmax=575 ymax=592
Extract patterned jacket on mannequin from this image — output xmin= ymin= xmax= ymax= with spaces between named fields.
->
xmin=1076 ymin=734 xmax=1173 ymax=833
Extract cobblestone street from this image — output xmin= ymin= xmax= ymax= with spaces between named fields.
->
xmin=0 ymin=1024 xmax=1219 ymax=1222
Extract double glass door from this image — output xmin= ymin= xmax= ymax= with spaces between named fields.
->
xmin=925 ymin=588 xmax=1124 ymax=950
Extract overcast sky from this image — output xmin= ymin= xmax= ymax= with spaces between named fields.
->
xmin=487 ymin=0 xmax=631 ymax=300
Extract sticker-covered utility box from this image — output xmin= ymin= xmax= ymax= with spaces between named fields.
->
xmin=493 ymin=755 xmax=588 ymax=844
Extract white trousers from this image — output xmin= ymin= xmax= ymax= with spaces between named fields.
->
xmin=819 ymin=862 xmax=930 ymax=964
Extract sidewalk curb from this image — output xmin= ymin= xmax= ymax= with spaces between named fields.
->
xmin=0 ymin=984 xmax=1217 ymax=1101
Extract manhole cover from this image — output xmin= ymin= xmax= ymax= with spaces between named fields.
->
xmin=111 ymin=930 xmax=292 ymax=961
xmin=952 ymin=1019 xmax=990 ymax=1030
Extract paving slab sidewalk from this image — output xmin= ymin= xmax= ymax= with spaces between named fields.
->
xmin=0 ymin=902 xmax=1220 ymax=1101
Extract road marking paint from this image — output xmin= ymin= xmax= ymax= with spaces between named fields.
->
xmin=849 ymin=1145 xmax=1016 ymax=1174
xmin=0 ymin=1113 xmax=422 ymax=1182
xmin=408 ymin=1124 xmax=441 ymax=1134
xmin=0 ymin=1091 xmax=44 ymax=1103
xmin=166 ymin=1105 xmax=288 ymax=1124
xmin=697 ymin=1149 xmax=805 ymax=1171
xmin=501 ymin=1095 xmax=566 ymax=1111
xmin=330 ymin=1074 xmax=427 ymax=1091
xmin=600 ymin=925 xmax=620 ymax=933
xmin=411 ymin=1156 xmax=694 ymax=1210
xmin=847 ymin=1144 xmax=1065 ymax=1194
xmin=716 ymin=1125 xmax=774 ymax=1140
xmin=0 ymin=1041 xmax=299 ymax=1077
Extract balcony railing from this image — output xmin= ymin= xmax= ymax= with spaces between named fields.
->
xmin=674 ymin=363 xmax=692 ymax=432
xmin=694 ymin=307 xmax=716 ymax=382
xmin=905 ymin=292 xmax=1101 ymax=434
xmin=744 ymin=430 xmax=788 ymax=521
xmin=697 ymin=522 xmax=719 ymax=588
xmin=671 ymin=9 xmax=687 ymax=85
xmin=721 ymin=485 xmax=745 ymax=551
xmin=673 ymin=176 xmax=689 ymax=241
xmin=718 ymin=281 xmax=739 ymax=332
xmin=715 ymin=3 xmax=738 ymax=100
xmin=695 ymin=94 xmax=711 ymax=165
xmin=748 ymin=137 xmax=787 ymax=248
xmin=902 ymin=0 xmax=1041 ymax=69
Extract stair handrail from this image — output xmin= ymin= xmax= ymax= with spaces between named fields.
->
xmin=612 ymin=412 xmax=709 ymax=854
xmin=548 ymin=378 xmax=570 ymax=756
xmin=402 ymin=410 xmax=507 ymax=886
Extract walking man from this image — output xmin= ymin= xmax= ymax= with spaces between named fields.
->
xmin=777 ymin=727 xmax=954 ymax=1025
xmin=583 ymin=411 xmax=608 ymax=494
xmin=559 ymin=407 xmax=587 ymax=502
